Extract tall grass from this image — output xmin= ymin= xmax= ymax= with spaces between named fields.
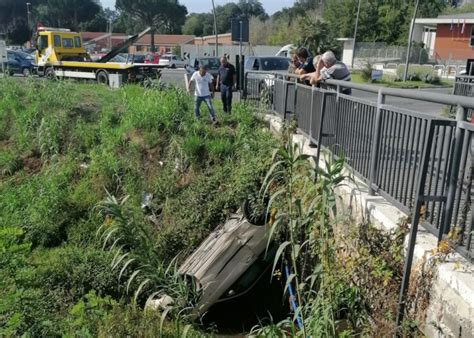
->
xmin=0 ymin=78 xmax=276 ymax=336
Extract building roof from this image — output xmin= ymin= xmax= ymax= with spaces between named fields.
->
xmin=438 ymin=12 xmax=474 ymax=19
xmin=81 ymin=32 xmax=129 ymax=42
xmin=136 ymin=34 xmax=195 ymax=45
xmin=415 ymin=17 xmax=474 ymax=25
xmin=80 ymin=32 xmax=196 ymax=46
xmin=200 ymin=33 xmax=231 ymax=40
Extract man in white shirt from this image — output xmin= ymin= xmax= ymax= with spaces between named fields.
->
xmin=188 ymin=64 xmax=217 ymax=122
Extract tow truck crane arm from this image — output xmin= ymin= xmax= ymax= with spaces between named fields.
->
xmin=98 ymin=27 xmax=151 ymax=63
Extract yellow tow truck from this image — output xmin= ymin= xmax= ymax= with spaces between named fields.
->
xmin=35 ymin=27 xmax=158 ymax=86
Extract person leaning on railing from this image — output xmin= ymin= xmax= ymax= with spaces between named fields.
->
xmin=300 ymin=51 xmax=352 ymax=95
xmin=288 ymin=51 xmax=301 ymax=74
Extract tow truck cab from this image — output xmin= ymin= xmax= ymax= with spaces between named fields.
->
xmin=35 ymin=28 xmax=90 ymax=65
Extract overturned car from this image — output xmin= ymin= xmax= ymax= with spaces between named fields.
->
xmin=147 ymin=200 xmax=280 ymax=321
xmin=179 ymin=202 xmax=276 ymax=318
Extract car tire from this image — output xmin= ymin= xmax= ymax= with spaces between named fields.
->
xmin=45 ymin=67 xmax=56 ymax=80
xmin=171 ymin=64 xmax=176 ymax=69
xmin=96 ymin=70 xmax=109 ymax=85
xmin=22 ymin=68 xmax=31 ymax=77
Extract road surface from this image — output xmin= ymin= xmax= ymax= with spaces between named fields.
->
xmin=351 ymin=87 xmax=453 ymax=117
xmin=159 ymin=69 xmax=454 ymax=116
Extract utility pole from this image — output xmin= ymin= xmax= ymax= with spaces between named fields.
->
xmin=403 ymin=0 xmax=420 ymax=82
xmin=211 ymin=0 xmax=218 ymax=57
xmin=26 ymin=2 xmax=32 ymax=46
xmin=108 ymin=19 xmax=113 ymax=50
xmin=239 ymin=19 xmax=243 ymax=90
xmin=351 ymin=0 xmax=362 ymax=69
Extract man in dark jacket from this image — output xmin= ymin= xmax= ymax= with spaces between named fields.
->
xmin=216 ymin=56 xmax=236 ymax=113
xmin=300 ymin=50 xmax=352 ymax=94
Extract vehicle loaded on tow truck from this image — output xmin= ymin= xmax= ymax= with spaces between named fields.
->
xmin=35 ymin=27 xmax=159 ymax=86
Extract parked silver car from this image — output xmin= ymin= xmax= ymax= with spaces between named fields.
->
xmin=158 ymin=54 xmax=186 ymax=68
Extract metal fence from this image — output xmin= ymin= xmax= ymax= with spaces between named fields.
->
xmin=454 ymin=75 xmax=474 ymax=120
xmin=243 ymin=70 xmax=474 ymax=329
xmin=243 ymin=70 xmax=474 ymax=261
xmin=454 ymin=75 xmax=474 ymax=97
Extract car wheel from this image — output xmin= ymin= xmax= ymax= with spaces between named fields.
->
xmin=45 ymin=67 xmax=56 ymax=80
xmin=171 ymin=64 xmax=176 ymax=69
xmin=96 ymin=70 xmax=109 ymax=85
xmin=22 ymin=68 xmax=31 ymax=77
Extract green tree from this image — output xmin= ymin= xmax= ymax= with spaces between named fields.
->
xmin=215 ymin=2 xmax=242 ymax=33
xmin=182 ymin=13 xmax=214 ymax=36
xmin=35 ymin=0 xmax=102 ymax=30
xmin=238 ymin=0 xmax=268 ymax=20
xmin=323 ymin=0 xmax=446 ymax=45
xmin=298 ymin=16 xmax=341 ymax=57
xmin=115 ymin=0 xmax=187 ymax=51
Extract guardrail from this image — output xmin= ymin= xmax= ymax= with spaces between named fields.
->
xmin=454 ymin=75 xmax=474 ymax=120
xmin=243 ymin=70 xmax=473 ymax=330
xmin=454 ymin=75 xmax=474 ymax=97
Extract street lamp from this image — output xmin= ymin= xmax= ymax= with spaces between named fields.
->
xmin=403 ymin=0 xmax=420 ymax=81
xmin=26 ymin=2 xmax=32 ymax=44
xmin=211 ymin=0 xmax=218 ymax=57
xmin=351 ymin=0 xmax=362 ymax=69
xmin=26 ymin=2 xmax=31 ymax=28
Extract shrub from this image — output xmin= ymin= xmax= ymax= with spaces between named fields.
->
xmin=182 ymin=134 xmax=207 ymax=164
xmin=360 ymin=62 xmax=374 ymax=82
xmin=396 ymin=65 xmax=440 ymax=84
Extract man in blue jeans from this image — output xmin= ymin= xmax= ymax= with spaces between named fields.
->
xmin=188 ymin=64 xmax=217 ymax=123
xmin=216 ymin=56 xmax=236 ymax=113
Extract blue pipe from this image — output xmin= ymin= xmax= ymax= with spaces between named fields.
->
xmin=285 ymin=264 xmax=304 ymax=330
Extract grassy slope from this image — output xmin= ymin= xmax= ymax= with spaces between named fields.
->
xmin=0 ymin=79 xmax=277 ymax=336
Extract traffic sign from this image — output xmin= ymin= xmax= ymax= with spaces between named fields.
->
xmin=231 ymin=18 xmax=249 ymax=43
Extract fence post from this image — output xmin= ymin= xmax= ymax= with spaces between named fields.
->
xmin=395 ymin=120 xmax=437 ymax=335
xmin=308 ymin=86 xmax=315 ymax=141
xmin=315 ymin=91 xmax=327 ymax=170
xmin=243 ymin=71 xmax=248 ymax=100
xmin=368 ymin=89 xmax=385 ymax=195
xmin=441 ymin=105 xmax=468 ymax=239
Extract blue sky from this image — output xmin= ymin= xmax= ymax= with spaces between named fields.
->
xmin=100 ymin=0 xmax=295 ymax=15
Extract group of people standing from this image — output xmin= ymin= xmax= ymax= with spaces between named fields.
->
xmin=188 ymin=47 xmax=352 ymax=123
xmin=188 ymin=56 xmax=236 ymax=124
xmin=290 ymin=47 xmax=352 ymax=95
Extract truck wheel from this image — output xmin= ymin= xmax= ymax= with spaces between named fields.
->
xmin=45 ymin=67 xmax=56 ymax=80
xmin=96 ymin=71 xmax=109 ymax=85
xmin=22 ymin=68 xmax=31 ymax=77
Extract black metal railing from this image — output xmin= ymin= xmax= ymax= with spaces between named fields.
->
xmin=244 ymin=70 xmax=473 ymax=257
xmin=244 ymin=69 xmax=474 ymax=330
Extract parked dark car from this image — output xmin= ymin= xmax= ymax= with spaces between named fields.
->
xmin=4 ymin=50 xmax=36 ymax=76
xmin=244 ymin=56 xmax=290 ymax=100
xmin=119 ymin=53 xmax=146 ymax=63
xmin=185 ymin=57 xmax=221 ymax=78
xmin=244 ymin=56 xmax=290 ymax=72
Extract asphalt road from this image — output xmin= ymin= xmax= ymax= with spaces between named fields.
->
xmin=160 ymin=69 xmax=454 ymax=116
xmin=160 ymin=68 xmax=188 ymax=88
xmin=351 ymin=87 xmax=453 ymax=117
